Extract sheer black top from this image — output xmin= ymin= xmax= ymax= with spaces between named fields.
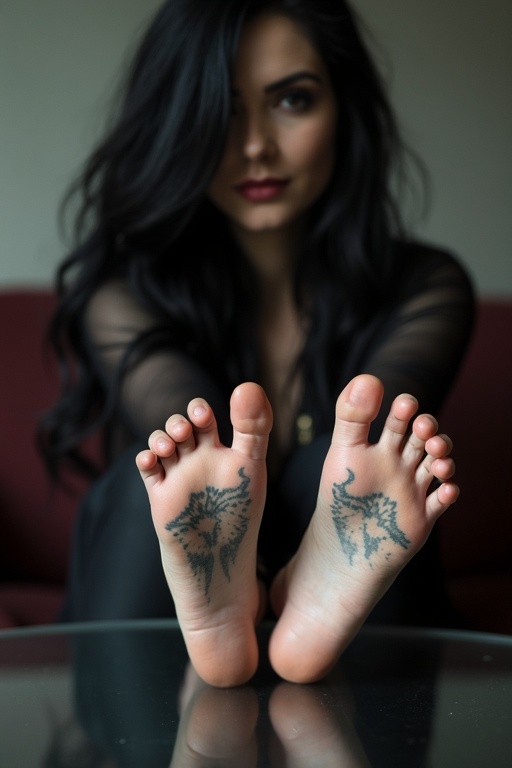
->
xmin=82 ymin=239 xmax=474 ymax=464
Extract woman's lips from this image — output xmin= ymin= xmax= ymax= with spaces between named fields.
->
xmin=235 ymin=178 xmax=290 ymax=201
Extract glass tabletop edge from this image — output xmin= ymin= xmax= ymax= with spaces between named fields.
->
xmin=0 ymin=619 xmax=511 ymax=647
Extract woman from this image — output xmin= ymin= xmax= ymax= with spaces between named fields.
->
xmin=41 ymin=0 xmax=474 ymax=685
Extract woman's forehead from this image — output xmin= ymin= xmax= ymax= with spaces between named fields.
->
xmin=231 ymin=13 xmax=327 ymax=91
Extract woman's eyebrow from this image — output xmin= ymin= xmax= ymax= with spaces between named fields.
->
xmin=264 ymin=71 xmax=321 ymax=93
xmin=231 ymin=71 xmax=321 ymax=97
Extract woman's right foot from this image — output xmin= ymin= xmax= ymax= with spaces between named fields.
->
xmin=136 ymin=382 xmax=272 ymax=687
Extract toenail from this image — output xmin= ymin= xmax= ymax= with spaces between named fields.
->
xmin=157 ymin=437 xmax=169 ymax=450
xmin=193 ymin=405 xmax=206 ymax=416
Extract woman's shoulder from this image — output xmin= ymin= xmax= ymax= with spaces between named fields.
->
xmin=393 ymin=237 xmax=463 ymax=267
xmin=87 ymin=278 xmax=136 ymax=314
xmin=392 ymin=238 xmax=475 ymax=293
xmin=84 ymin=278 xmax=158 ymax=344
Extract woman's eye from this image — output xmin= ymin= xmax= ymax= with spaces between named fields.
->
xmin=279 ymin=89 xmax=314 ymax=112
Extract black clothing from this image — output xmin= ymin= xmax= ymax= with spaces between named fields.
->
xmin=62 ymin=241 xmax=474 ymax=624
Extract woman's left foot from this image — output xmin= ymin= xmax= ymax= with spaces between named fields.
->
xmin=269 ymin=374 xmax=458 ymax=683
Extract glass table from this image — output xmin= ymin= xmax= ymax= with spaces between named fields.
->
xmin=1 ymin=619 xmax=511 ymax=767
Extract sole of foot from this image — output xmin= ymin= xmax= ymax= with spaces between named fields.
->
xmin=136 ymin=382 xmax=273 ymax=687
xmin=269 ymin=374 xmax=458 ymax=683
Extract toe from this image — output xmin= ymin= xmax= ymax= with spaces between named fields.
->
xmin=380 ymin=394 xmax=418 ymax=448
xmin=426 ymin=481 xmax=459 ymax=522
xmin=416 ymin=430 xmax=454 ymax=486
xmin=332 ymin=374 xmax=384 ymax=448
xmin=425 ymin=433 xmax=453 ymax=458
xmin=230 ymin=382 xmax=273 ymax=461
xmin=433 ymin=456 xmax=456 ymax=480
xmin=135 ymin=449 xmax=163 ymax=487
xmin=148 ymin=429 xmax=177 ymax=458
xmin=416 ymin=453 xmax=455 ymax=498
xmin=401 ymin=414 xmax=438 ymax=466
xmin=165 ymin=415 xmax=195 ymax=454
xmin=422 ymin=455 xmax=455 ymax=482
xmin=186 ymin=398 xmax=220 ymax=447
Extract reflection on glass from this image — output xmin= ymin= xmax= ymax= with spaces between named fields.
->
xmin=171 ymin=665 xmax=374 ymax=767
xmin=6 ymin=625 xmax=512 ymax=767
xmin=60 ymin=627 xmax=385 ymax=767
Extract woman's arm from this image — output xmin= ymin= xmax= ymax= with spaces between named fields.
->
xmin=83 ymin=279 xmax=231 ymax=455
xmin=358 ymin=244 xmax=475 ymax=440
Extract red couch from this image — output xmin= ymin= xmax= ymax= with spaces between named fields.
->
xmin=0 ymin=290 xmax=93 ymax=627
xmin=1 ymin=289 xmax=511 ymax=632
xmin=437 ymin=299 xmax=512 ymax=634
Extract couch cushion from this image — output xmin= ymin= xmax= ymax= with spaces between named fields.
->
xmin=0 ymin=290 xmax=79 ymax=584
xmin=0 ymin=583 xmax=65 ymax=629
xmin=438 ymin=299 xmax=512 ymax=632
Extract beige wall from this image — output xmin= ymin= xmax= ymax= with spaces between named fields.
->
xmin=354 ymin=0 xmax=512 ymax=297
xmin=1 ymin=0 xmax=511 ymax=296
xmin=0 ymin=0 xmax=161 ymax=287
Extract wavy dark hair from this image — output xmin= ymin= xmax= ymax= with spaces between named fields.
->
xmin=40 ymin=0 xmax=422 ymax=480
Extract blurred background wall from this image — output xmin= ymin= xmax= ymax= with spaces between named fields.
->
xmin=1 ymin=0 xmax=511 ymax=296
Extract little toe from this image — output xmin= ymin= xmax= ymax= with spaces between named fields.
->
xmin=135 ymin=448 xmax=163 ymax=488
xmin=136 ymin=448 xmax=159 ymax=471
xmin=332 ymin=374 xmax=384 ymax=448
xmin=426 ymin=481 xmax=459 ymax=522
xmin=230 ymin=382 xmax=273 ymax=461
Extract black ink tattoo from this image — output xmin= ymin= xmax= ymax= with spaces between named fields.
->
xmin=331 ymin=468 xmax=410 ymax=566
xmin=165 ymin=467 xmax=251 ymax=599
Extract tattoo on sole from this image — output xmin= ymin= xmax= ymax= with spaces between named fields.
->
xmin=331 ymin=468 xmax=410 ymax=566
xmin=165 ymin=467 xmax=251 ymax=601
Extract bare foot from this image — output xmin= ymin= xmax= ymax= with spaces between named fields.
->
xmin=269 ymin=374 xmax=458 ymax=683
xmin=136 ymin=382 xmax=272 ymax=687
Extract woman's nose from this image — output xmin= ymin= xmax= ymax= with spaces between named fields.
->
xmin=242 ymin=112 xmax=276 ymax=161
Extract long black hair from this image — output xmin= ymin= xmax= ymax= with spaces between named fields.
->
xmin=40 ymin=0 xmax=420 ymax=479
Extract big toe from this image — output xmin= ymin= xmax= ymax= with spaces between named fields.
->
xmin=333 ymin=374 xmax=384 ymax=447
xmin=230 ymin=382 xmax=273 ymax=461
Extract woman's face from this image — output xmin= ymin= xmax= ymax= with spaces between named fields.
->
xmin=207 ymin=13 xmax=337 ymax=237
